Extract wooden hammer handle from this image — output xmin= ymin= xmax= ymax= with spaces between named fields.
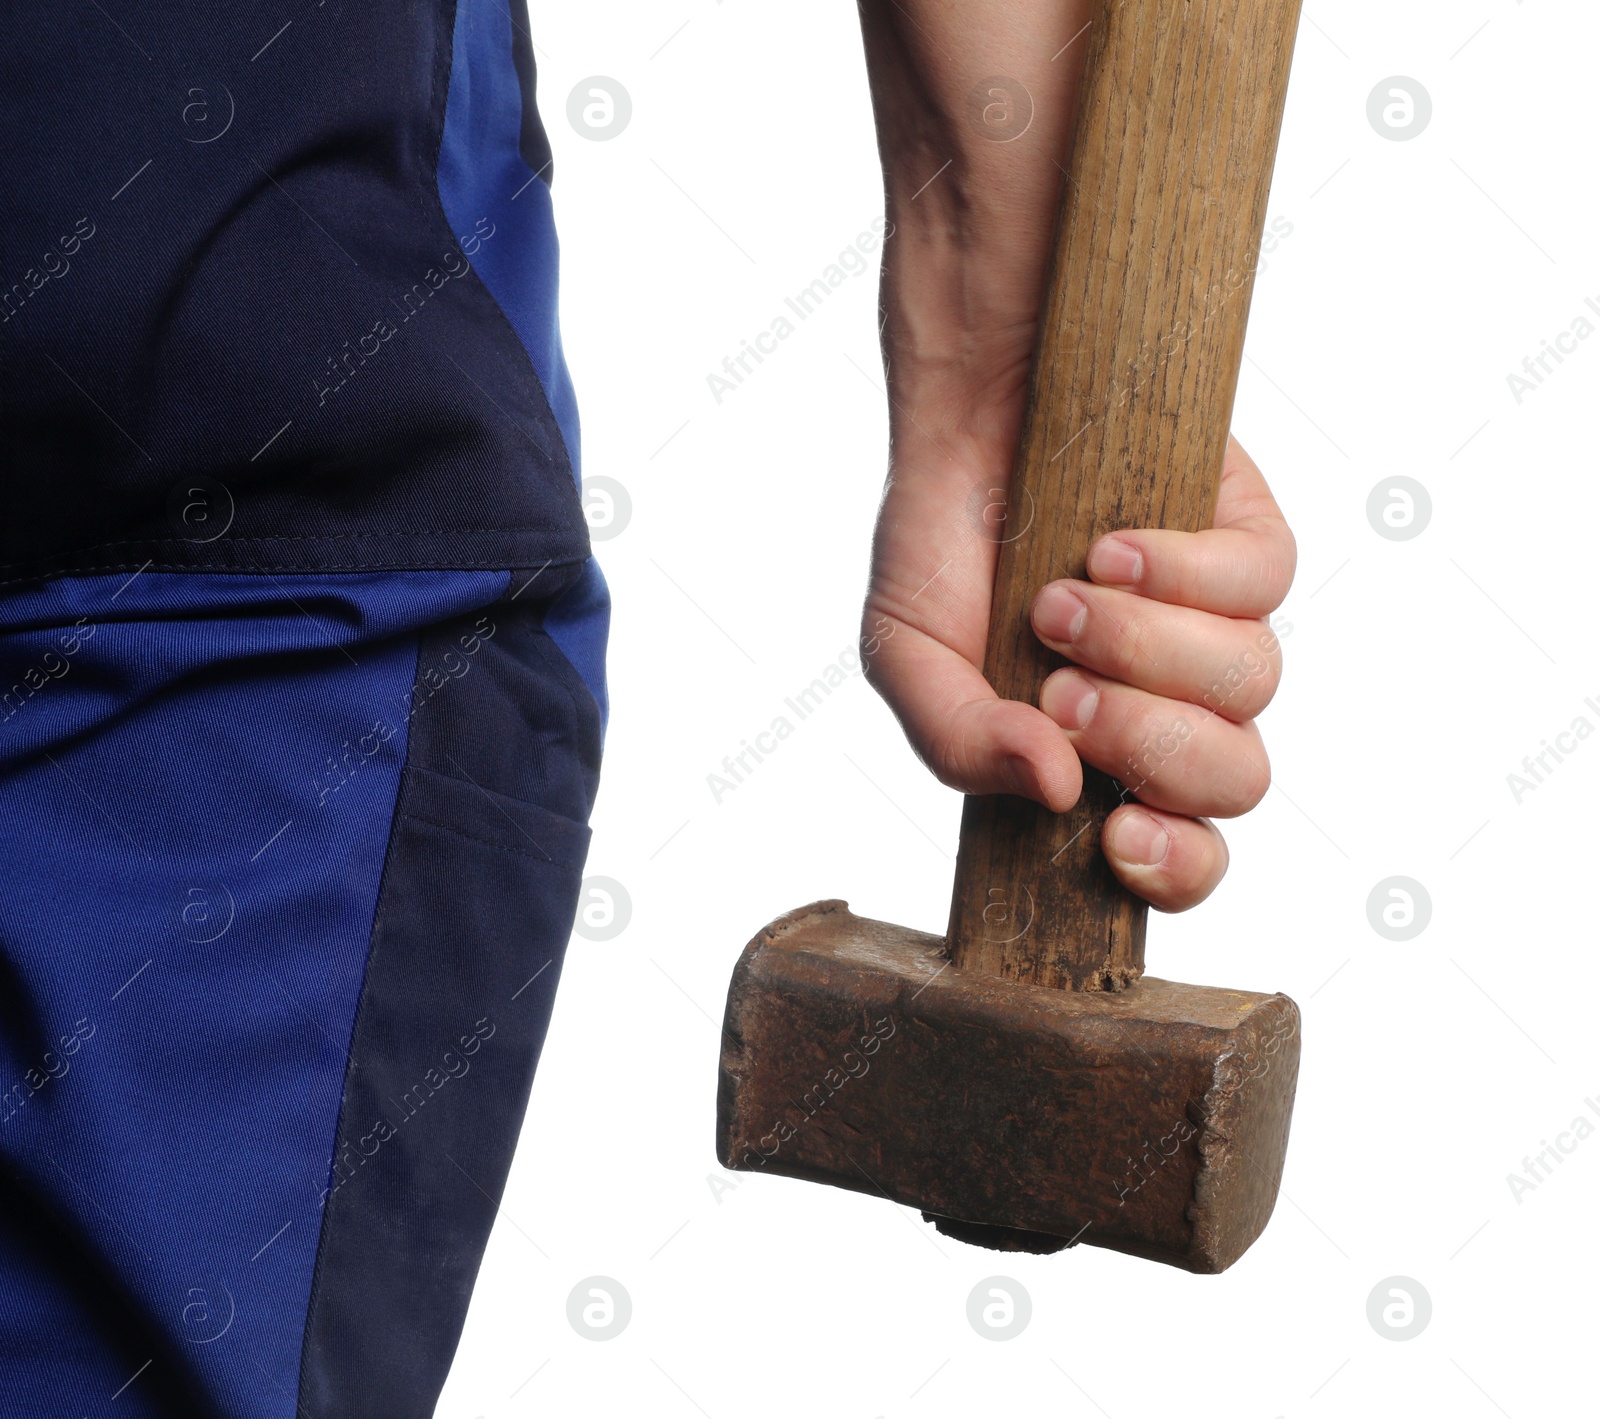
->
xmin=946 ymin=0 xmax=1302 ymax=991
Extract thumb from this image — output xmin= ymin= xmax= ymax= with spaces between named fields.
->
xmin=865 ymin=614 xmax=1083 ymax=811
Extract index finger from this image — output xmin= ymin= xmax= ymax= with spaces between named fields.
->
xmin=1080 ymin=436 xmax=1296 ymax=618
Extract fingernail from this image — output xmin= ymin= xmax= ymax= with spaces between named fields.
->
xmin=1034 ymin=583 xmax=1087 ymax=642
xmin=1041 ymin=668 xmax=1099 ymax=730
xmin=1109 ymin=811 xmax=1169 ymax=868
xmin=1088 ymin=537 xmax=1143 ymax=586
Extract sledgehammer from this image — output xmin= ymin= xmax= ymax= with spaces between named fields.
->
xmin=716 ymin=0 xmax=1304 ymax=1272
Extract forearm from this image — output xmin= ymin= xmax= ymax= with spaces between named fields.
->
xmin=857 ymin=0 xmax=1095 ymax=431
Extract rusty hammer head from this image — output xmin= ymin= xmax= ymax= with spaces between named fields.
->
xmin=713 ymin=0 xmax=1305 ymax=1272
xmin=716 ymin=898 xmax=1299 ymax=1273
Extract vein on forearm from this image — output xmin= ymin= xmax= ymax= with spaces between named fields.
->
xmin=856 ymin=0 xmax=1092 ymax=414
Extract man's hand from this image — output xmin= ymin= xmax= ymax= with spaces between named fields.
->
xmin=856 ymin=0 xmax=1295 ymax=913
xmin=865 ymin=438 xmax=1293 ymax=911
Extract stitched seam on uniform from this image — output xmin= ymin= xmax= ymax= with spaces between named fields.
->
xmin=527 ymin=621 xmax=598 ymax=740
xmin=0 ymin=555 xmax=585 ymax=588
xmin=399 ymin=808 xmax=585 ymax=866
xmin=292 ymin=627 xmax=425 ymax=1413
xmin=424 ymin=0 xmax=579 ymax=498
xmin=427 ymin=0 xmax=584 ymax=493
xmin=5 ymin=529 xmax=577 ymax=554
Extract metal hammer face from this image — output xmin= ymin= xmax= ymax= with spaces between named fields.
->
xmin=717 ymin=902 xmax=1299 ymax=1274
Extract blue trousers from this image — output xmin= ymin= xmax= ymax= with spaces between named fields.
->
xmin=0 ymin=564 xmax=606 ymax=1417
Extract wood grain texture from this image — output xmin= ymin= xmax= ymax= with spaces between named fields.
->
xmin=947 ymin=0 xmax=1302 ymax=991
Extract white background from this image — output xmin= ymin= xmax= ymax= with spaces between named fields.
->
xmin=440 ymin=2 xmax=1600 ymax=1416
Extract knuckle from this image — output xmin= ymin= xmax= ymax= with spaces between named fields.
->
xmin=1175 ymin=557 xmax=1207 ymax=608
xmin=1230 ymin=519 xmax=1296 ymax=613
xmin=1225 ymin=754 xmax=1272 ymax=816
xmin=1175 ymin=827 xmax=1229 ymax=907
xmin=1205 ymin=824 xmax=1231 ymax=883
xmin=921 ymin=700 xmax=993 ymax=797
xmin=1231 ymin=670 xmax=1278 ymax=722
xmin=1238 ymin=561 xmax=1276 ymax=613
xmin=1108 ymin=606 xmax=1160 ymax=680
xmin=1278 ymin=523 xmax=1299 ymax=589
xmin=923 ymin=722 xmax=971 ymax=793
xmin=1251 ymin=662 xmax=1283 ymax=714
xmin=1205 ymin=632 xmax=1281 ymax=721
xmin=1112 ymin=703 xmax=1197 ymax=793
